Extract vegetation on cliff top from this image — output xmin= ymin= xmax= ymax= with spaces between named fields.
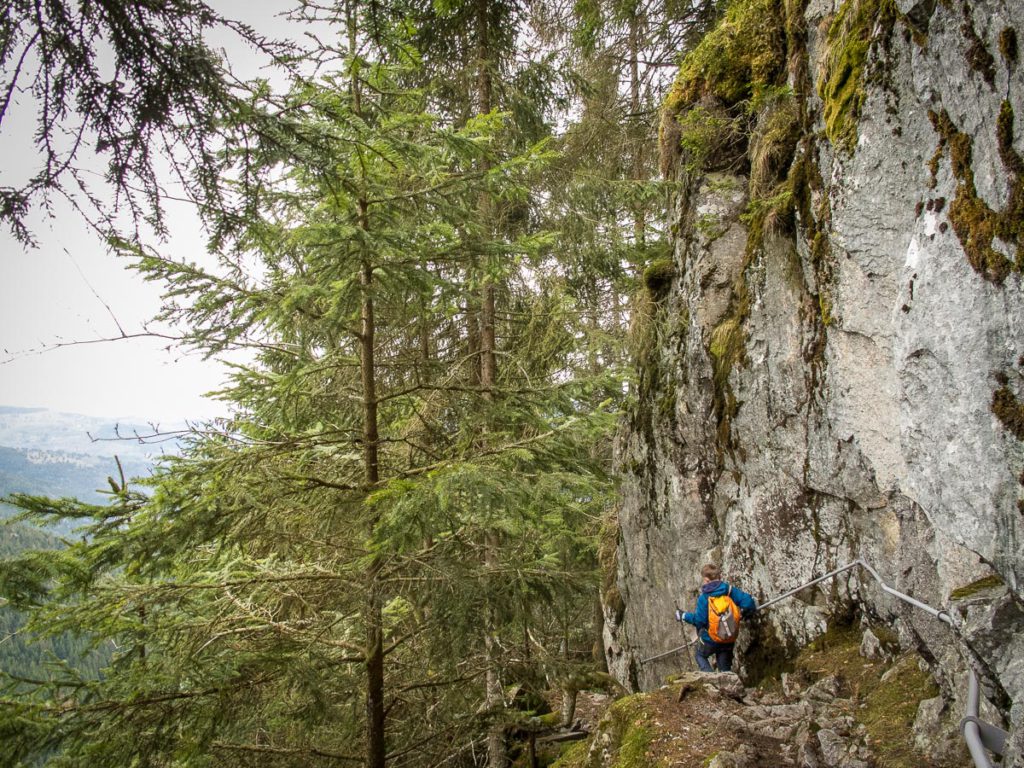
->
xmin=664 ymin=0 xmax=786 ymax=113
xmin=657 ymin=0 xmax=804 ymax=461
xmin=819 ymin=0 xmax=896 ymax=152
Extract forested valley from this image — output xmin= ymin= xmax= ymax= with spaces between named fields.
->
xmin=0 ymin=1 xmax=718 ymax=765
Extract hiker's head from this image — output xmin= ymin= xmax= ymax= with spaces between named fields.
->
xmin=701 ymin=563 xmax=720 ymax=583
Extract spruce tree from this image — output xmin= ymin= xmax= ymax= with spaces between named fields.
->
xmin=0 ymin=4 xmax=616 ymax=766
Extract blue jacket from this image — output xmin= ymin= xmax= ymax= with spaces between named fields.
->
xmin=679 ymin=580 xmax=757 ymax=644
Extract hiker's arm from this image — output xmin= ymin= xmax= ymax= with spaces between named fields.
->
xmin=734 ymin=587 xmax=757 ymax=616
xmin=685 ymin=594 xmax=708 ymax=629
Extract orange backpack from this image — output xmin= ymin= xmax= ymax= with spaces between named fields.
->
xmin=707 ymin=586 xmax=741 ymax=643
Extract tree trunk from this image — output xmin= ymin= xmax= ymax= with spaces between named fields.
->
xmin=560 ymin=687 xmax=577 ymax=728
xmin=485 ymin=530 xmax=505 ymax=768
xmin=350 ymin=3 xmax=386 ymax=756
xmin=593 ymin=591 xmax=607 ymax=672
xmin=475 ymin=3 xmax=503 ymax=765
xmin=477 ymin=4 xmax=504 ymax=762
xmin=476 ymin=0 xmax=496 ymax=398
xmin=361 ymin=245 xmax=386 ymax=768
xmin=628 ymin=7 xmax=646 ymax=250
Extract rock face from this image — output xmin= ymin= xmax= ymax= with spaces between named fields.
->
xmin=606 ymin=0 xmax=1024 ymax=763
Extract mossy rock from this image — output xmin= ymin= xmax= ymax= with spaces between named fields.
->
xmin=665 ymin=0 xmax=786 ymax=113
xmin=599 ymin=695 xmax=659 ymax=768
xmin=999 ymin=27 xmax=1018 ymax=66
xmin=599 ymin=512 xmax=626 ymax=624
xmin=961 ymin=2 xmax=997 ymax=86
xmin=604 ymin=585 xmax=626 ymax=625
xmin=661 ymin=0 xmax=789 ymax=178
xmin=928 ymin=104 xmax=1023 ymax=285
xmin=709 ymin=316 xmax=747 ymax=400
xmin=819 ymin=0 xmax=897 ymax=153
xmin=860 ymin=657 xmax=939 ymax=768
xmin=643 ymin=259 xmax=676 ymax=299
xmin=551 ymin=694 xmax=660 ymax=768
xmin=750 ymin=89 xmax=801 ymax=197
xmin=785 ymin=622 xmax=940 ymax=768
xmin=676 ymin=102 xmax=745 ymax=174
xmin=992 ymin=386 xmax=1024 ymax=440
xmin=550 ymin=740 xmax=590 ymax=768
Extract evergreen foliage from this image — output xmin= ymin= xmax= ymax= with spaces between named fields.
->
xmin=0 ymin=0 xmax=741 ymax=763
xmin=0 ymin=3 xmax=622 ymax=765
xmin=0 ymin=0 xmax=291 ymax=243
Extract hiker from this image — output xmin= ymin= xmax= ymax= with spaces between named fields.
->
xmin=674 ymin=563 xmax=757 ymax=673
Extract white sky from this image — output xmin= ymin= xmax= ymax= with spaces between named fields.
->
xmin=0 ymin=2 xmax=313 ymax=423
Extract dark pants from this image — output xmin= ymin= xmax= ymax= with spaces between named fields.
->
xmin=696 ymin=640 xmax=734 ymax=672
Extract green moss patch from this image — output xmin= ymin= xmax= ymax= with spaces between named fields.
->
xmin=861 ymin=657 xmax=940 ymax=768
xmin=551 ymin=686 xmax=766 ymax=767
xmin=789 ymin=624 xmax=939 ymax=768
xmin=819 ymin=0 xmax=897 ymax=153
xmin=676 ymin=106 xmax=745 ymax=174
xmin=660 ymin=0 xmax=791 ymax=178
xmin=599 ymin=511 xmax=625 ymax=624
xmin=589 ymin=695 xmax=659 ymax=768
xmin=790 ymin=137 xmax=837 ymax=340
xmin=928 ymin=104 xmax=1024 ymax=285
xmin=550 ymin=740 xmax=590 ymax=768
xmin=949 ymin=574 xmax=1005 ymax=600
xmin=750 ymin=89 xmax=801 ymax=197
xmin=961 ymin=3 xmax=997 ymax=86
xmin=992 ymin=385 xmax=1024 ymax=440
xmin=642 ymin=259 xmax=676 ymax=299
xmin=709 ymin=309 xmax=747 ymax=453
xmin=549 ymin=693 xmax=663 ymax=767
xmin=664 ymin=0 xmax=786 ymax=113
xmin=794 ymin=625 xmax=872 ymax=691
xmin=999 ymin=27 xmax=1019 ymax=67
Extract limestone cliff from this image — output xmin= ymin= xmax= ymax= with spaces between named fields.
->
xmin=605 ymin=0 xmax=1024 ymax=763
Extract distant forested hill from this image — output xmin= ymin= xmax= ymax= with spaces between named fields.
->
xmin=0 ymin=445 xmax=150 ymax=506
xmin=0 ymin=405 xmax=167 ymax=531
xmin=0 ymin=523 xmax=113 ymax=690
xmin=0 ymin=522 xmax=63 ymax=557
xmin=0 ymin=405 xmax=178 ymax=462
xmin=0 ymin=407 xmax=163 ymax=690
xmin=0 ymin=446 xmax=153 ymax=540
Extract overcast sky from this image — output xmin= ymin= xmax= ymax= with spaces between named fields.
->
xmin=0 ymin=2 xmax=314 ymax=423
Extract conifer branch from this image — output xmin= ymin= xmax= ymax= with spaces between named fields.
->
xmin=210 ymin=741 xmax=363 ymax=762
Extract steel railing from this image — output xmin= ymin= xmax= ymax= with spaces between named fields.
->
xmin=637 ymin=559 xmax=1009 ymax=768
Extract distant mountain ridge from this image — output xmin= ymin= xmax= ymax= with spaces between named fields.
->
xmin=0 ymin=407 xmax=159 ymax=683
xmin=0 ymin=445 xmax=151 ymax=507
xmin=0 ymin=405 xmax=182 ymax=462
xmin=0 ymin=406 xmax=178 ymax=529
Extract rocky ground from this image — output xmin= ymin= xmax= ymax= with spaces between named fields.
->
xmin=544 ymin=626 xmax=971 ymax=768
